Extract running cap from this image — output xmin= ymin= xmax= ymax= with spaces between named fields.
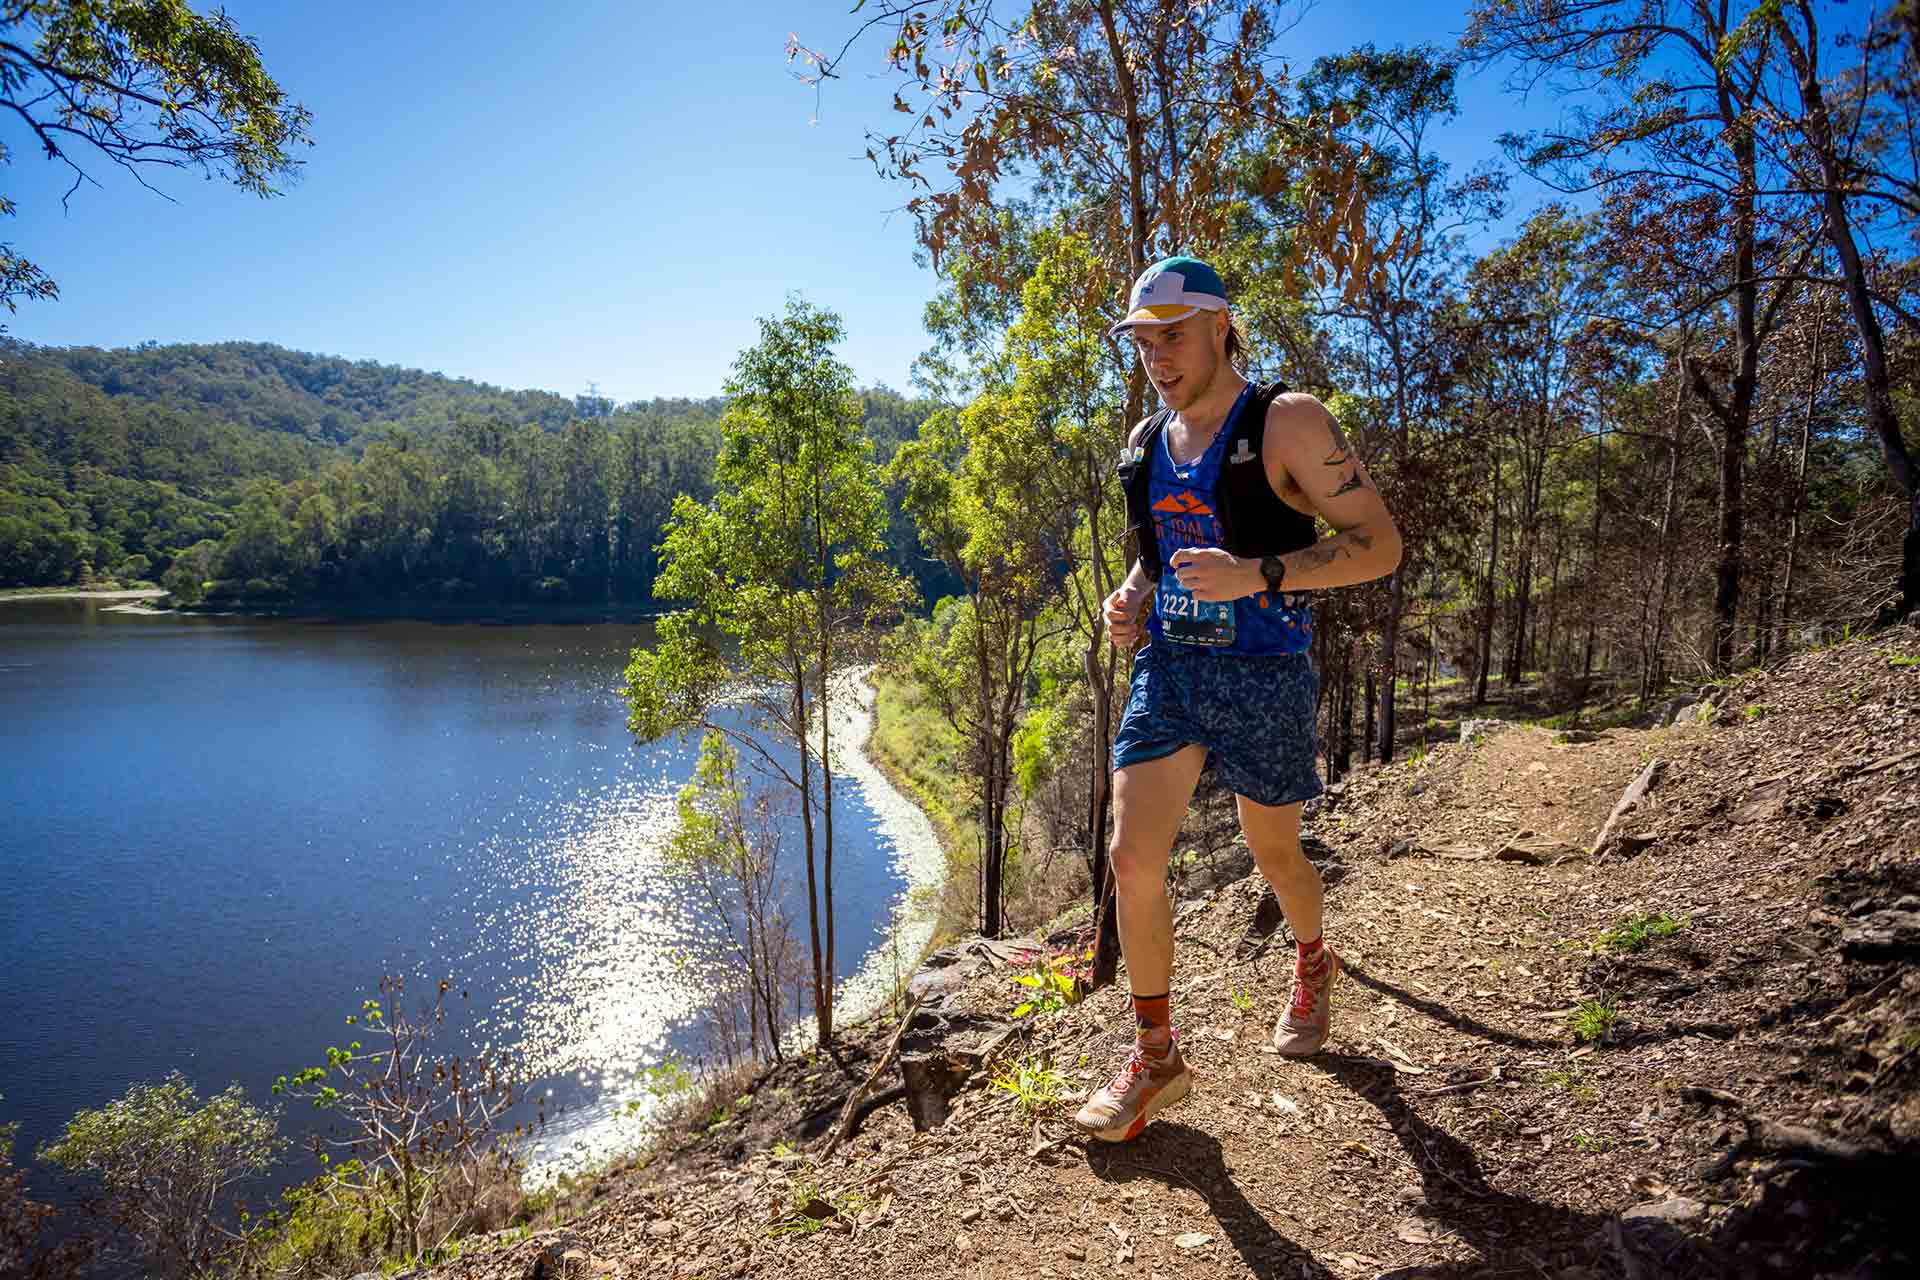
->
xmin=1108 ymin=255 xmax=1230 ymax=338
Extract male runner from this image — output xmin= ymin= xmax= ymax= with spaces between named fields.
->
xmin=1074 ymin=257 xmax=1402 ymax=1143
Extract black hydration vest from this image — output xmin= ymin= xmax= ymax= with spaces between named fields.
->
xmin=1117 ymin=378 xmax=1318 ymax=580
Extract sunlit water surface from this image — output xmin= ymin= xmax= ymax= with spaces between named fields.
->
xmin=0 ymin=599 xmax=939 ymax=1197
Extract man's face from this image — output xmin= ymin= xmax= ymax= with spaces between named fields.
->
xmin=1131 ymin=311 xmax=1225 ymax=411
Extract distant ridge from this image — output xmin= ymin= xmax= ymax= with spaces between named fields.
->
xmin=28 ymin=340 xmax=582 ymax=444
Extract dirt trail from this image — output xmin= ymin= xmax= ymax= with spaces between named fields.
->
xmin=436 ymin=627 xmax=1920 ymax=1280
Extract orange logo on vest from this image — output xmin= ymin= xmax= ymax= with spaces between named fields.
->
xmin=1150 ymin=490 xmax=1214 ymax=516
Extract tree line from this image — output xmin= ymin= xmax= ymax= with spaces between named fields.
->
xmin=0 ymin=341 xmax=953 ymax=607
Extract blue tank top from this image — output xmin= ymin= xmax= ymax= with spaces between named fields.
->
xmin=1145 ymin=386 xmax=1314 ymax=656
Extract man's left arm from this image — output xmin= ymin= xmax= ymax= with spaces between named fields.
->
xmin=1169 ymin=392 xmax=1402 ymax=601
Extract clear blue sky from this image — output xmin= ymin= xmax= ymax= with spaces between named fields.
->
xmin=5 ymin=1 xmax=1568 ymax=402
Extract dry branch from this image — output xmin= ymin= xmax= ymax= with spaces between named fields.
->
xmin=815 ymin=993 xmax=925 ymax=1160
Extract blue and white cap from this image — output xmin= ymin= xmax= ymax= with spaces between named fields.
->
xmin=1108 ymin=256 xmax=1231 ymax=337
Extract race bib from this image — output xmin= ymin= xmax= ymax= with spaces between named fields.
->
xmin=1158 ymin=580 xmax=1235 ymax=647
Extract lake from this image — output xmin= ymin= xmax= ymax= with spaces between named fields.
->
xmin=0 ymin=597 xmax=935 ymax=1201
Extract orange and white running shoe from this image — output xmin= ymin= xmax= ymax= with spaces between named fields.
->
xmin=1073 ymin=1040 xmax=1193 ymax=1142
xmin=1271 ymin=946 xmax=1343 ymax=1056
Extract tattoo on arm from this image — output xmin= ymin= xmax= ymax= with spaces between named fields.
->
xmin=1328 ymin=467 xmax=1368 ymax=498
xmin=1290 ymin=528 xmax=1374 ymax=575
xmin=1292 ymin=542 xmax=1348 ymax=572
xmin=1323 ymin=411 xmax=1353 ymax=459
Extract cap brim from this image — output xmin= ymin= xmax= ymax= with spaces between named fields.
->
xmin=1107 ymin=301 xmax=1223 ymax=338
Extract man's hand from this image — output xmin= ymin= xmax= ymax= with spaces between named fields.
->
xmin=1169 ymin=547 xmax=1261 ymax=603
xmin=1104 ymin=585 xmax=1150 ymax=648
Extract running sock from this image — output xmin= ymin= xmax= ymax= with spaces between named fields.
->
xmin=1132 ymin=991 xmax=1172 ymax=1056
xmin=1296 ymin=934 xmax=1328 ymax=976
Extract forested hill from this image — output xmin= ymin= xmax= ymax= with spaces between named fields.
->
xmin=0 ymin=341 xmax=947 ymax=606
xmin=43 ymin=341 xmax=583 ymax=444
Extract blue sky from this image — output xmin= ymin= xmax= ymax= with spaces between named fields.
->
xmin=5 ymin=1 xmax=1572 ymax=401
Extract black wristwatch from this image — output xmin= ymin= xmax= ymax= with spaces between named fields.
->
xmin=1260 ymin=555 xmax=1287 ymax=594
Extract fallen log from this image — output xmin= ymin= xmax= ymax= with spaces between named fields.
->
xmin=1590 ymin=759 xmax=1664 ymax=857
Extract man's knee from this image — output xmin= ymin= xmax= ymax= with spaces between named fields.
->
xmin=1107 ymin=834 xmax=1169 ymax=894
xmin=1250 ymin=832 xmax=1319 ymax=883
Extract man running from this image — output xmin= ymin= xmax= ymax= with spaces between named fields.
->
xmin=1074 ymin=257 xmax=1403 ymax=1143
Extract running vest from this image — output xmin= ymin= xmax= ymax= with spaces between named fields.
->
xmin=1117 ymin=379 xmax=1317 ymax=656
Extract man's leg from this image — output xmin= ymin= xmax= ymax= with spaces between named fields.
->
xmin=1239 ymin=795 xmax=1341 ymax=1056
xmin=1073 ymin=744 xmax=1205 ymax=1142
xmin=1110 ymin=744 xmax=1209 ymax=1039
xmin=1237 ymin=797 xmax=1321 ymax=943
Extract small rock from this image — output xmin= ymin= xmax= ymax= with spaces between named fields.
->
xmin=526 ymin=1232 xmax=590 ymax=1280
xmin=959 ymin=1205 xmax=983 ymax=1223
xmin=954 ymin=1231 xmax=976 ymax=1256
xmin=1622 ymin=1196 xmax=1707 ymax=1225
xmin=1388 ymin=838 xmax=1414 ymax=858
xmin=1459 ymin=717 xmax=1508 ymax=744
xmin=1064 ymin=1242 xmax=1087 ymax=1261
xmin=1174 ymin=1232 xmax=1214 ymax=1249
xmin=646 ymin=1220 xmax=677 ymax=1238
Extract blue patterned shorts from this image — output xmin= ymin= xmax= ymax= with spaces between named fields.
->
xmin=1112 ymin=642 xmax=1324 ymax=808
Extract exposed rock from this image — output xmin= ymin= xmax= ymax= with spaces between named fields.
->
xmin=1622 ymin=1196 xmax=1708 ymax=1225
xmin=1841 ymin=910 xmax=1920 ymax=960
xmin=525 ymin=1231 xmax=590 ymax=1280
xmin=1459 ymin=717 xmax=1509 ymax=744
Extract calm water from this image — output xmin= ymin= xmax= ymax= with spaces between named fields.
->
xmin=0 ymin=598 xmax=914 ymax=1197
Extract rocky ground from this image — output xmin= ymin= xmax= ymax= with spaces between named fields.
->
xmin=433 ymin=625 xmax=1920 ymax=1280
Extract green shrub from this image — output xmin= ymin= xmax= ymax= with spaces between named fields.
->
xmin=39 ymin=1074 xmax=283 ymax=1279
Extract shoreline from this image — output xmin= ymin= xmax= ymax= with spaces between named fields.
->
xmin=0 ymin=587 xmax=167 ymax=604
xmin=523 ymin=663 xmax=946 ymax=1182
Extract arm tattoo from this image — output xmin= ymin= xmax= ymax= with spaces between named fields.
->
xmin=1328 ymin=467 xmax=1368 ymax=498
xmin=1322 ymin=411 xmax=1353 ymax=461
xmin=1293 ymin=542 xmax=1348 ymax=572
xmin=1292 ymin=528 xmax=1374 ymax=574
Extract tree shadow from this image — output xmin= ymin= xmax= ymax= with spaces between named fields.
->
xmin=1310 ymin=1052 xmax=1713 ymax=1277
xmin=1343 ymin=960 xmax=1561 ymax=1052
xmin=1081 ymin=1121 xmax=1337 ymax=1280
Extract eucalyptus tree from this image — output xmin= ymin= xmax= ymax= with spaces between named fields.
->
xmin=623 ymin=300 xmax=910 ymax=1046
xmin=0 ymin=0 xmax=312 ymax=316
xmin=1464 ymin=0 xmax=1828 ymax=669
xmin=1466 ymin=206 xmax=1605 ymax=686
xmin=796 ymin=0 xmax=1400 ymax=428
xmin=1295 ymin=44 xmax=1503 ymax=756
xmin=1752 ymin=0 xmax=1920 ymax=619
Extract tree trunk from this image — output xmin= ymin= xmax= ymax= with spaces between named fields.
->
xmin=1778 ymin=4 xmax=1917 ymax=619
xmin=819 ymin=658 xmax=836 ymax=1044
xmin=1362 ymin=664 xmax=1377 ymax=766
xmin=1783 ymin=302 xmax=1823 ymax=637
xmin=793 ymin=671 xmax=828 ymax=1046
xmin=1699 ymin=110 xmax=1761 ymax=671
xmin=1476 ymin=445 xmax=1502 ymax=705
xmin=1585 ymin=424 xmax=1603 ymax=677
xmin=1377 ymin=569 xmax=1403 ymax=763
xmin=1645 ymin=365 xmax=1686 ymax=701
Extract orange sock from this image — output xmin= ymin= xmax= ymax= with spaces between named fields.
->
xmin=1133 ymin=991 xmax=1172 ymax=1051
